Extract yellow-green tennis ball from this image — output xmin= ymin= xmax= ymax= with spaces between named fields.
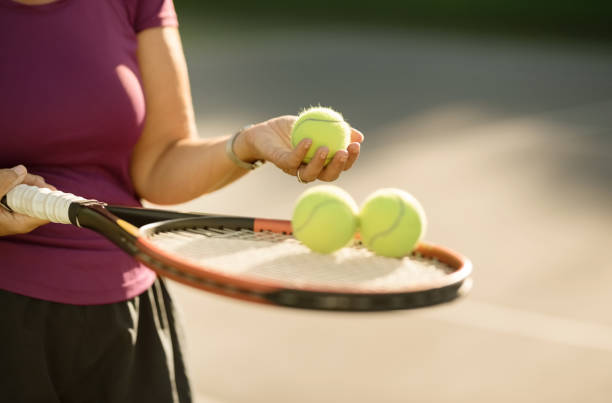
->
xmin=290 ymin=106 xmax=351 ymax=165
xmin=359 ymin=188 xmax=427 ymax=258
xmin=292 ymin=185 xmax=358 ymax=254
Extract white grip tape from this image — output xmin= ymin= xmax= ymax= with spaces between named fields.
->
xmin=6 ymin=184 xmax=88 ymax=224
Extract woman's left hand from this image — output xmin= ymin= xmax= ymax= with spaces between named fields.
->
xmin=233 ymin=115 xmax=364 ymax=183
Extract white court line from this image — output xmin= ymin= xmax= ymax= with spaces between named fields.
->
xmin=422 ymin=300 xmax=612 ymax=352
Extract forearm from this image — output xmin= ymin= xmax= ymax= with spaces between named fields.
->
xmin=133 ymin=133 xmax=253 ymax=205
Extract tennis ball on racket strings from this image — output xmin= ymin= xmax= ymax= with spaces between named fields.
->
xmin=292 ymin=185 xmax=358 ymax=254
xmin=359 ymin=188 xmax=427 ymax=258
xmin=291 ymin=106 xmax=351 ymax=165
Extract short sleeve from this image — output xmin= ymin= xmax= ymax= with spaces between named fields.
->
xmin=133 ymin=0 xmax=178 ymax=33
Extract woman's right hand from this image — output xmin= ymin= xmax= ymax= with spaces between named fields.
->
xmin=0 ymin=165 xmax=55 ymax=236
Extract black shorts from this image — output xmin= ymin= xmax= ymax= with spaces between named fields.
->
xmin=0 ymin=278 xmax=192 ymax=403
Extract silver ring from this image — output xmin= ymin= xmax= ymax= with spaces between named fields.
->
xmin=296 ymin=168 xmax=306 ymax=184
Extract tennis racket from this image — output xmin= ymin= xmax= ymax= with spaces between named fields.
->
xmin=1 ymin=184 xmax=472 ymax=311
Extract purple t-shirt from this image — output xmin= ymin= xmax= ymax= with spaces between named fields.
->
xmin=0 ymin=0 xmax=178 ymax=304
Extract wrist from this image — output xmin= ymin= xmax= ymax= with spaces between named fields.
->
xmin=225 ymin=125 xmax=265 ymax=170
xmin=232 ymin=125 xmax=258 ymax=163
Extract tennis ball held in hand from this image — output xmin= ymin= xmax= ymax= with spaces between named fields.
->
xmin=291 ymin=107 xmax=351 ymax=165
xmin=359 ymin=188 xmax=427 ymax=258
xmin=292 ymin=185 xmax=358 ymax=254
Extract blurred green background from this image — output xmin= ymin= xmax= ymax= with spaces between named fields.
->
xmin=176 ymin=0 xmax=612 ymax=40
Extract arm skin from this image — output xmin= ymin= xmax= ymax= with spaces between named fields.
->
xmin=131 ymin=27 xmax=364 ymax=205
xmin=129 ymin=27 xmax=243 ymax=204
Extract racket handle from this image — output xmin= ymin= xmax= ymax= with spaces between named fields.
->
xmin=3 ymin=184 xmax=88 ymax=224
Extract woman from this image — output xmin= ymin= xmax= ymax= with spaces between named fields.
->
xmin=0 ymin=0 xmax=363 ymax=401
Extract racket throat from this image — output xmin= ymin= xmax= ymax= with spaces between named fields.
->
xmin=72 ymin=203 xmax=141 ymax=255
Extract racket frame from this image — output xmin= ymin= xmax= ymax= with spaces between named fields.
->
xmin=2 ymin=189 xmax=473 ymax=311
xmin=135 ymin=216 xmax=472 ymax=311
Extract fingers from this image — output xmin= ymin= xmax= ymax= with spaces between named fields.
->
xmin=0 ymin=165 xmax=55 ymax=197
xmin=277 ymin=124 xmax=363 ymax=183
xmin=22 ymin=174 xmax=56 ymax=190
xmin=295 ymin=141 xmax=361 ymax=183
xmin=0 ymin=165 xmax=55 ymax=211
xmin=297 ymin=147 xmax=351 ymax=183
xmin=343 ymin=142 xmax=361 ymax=171
xmin=350 ymin=127 xmax=365 ymax=143
xmin=306 ymin=139 xmax=361 ymax=182
xmin=317 ymin=150 xmax=349 ymax=182
xmin=279 ymin=138 xmax=312 ymax=174
xmin=0 ymin=165 xmax=27 ymax=197
xmin=0 ymin=166 xmax=52 ymax=236
xmin=298 ymin=147 xmax=330 ymax=182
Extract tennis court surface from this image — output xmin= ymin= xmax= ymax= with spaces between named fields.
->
xmin=164 ymin=22 xmax=612 ymax=403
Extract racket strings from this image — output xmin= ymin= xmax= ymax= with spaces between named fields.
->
xmin=148 ymin=228 xmax=451 ymax=291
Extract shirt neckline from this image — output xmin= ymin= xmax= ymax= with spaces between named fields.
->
xmin=0 ymin=0 xmax=69 ymax=11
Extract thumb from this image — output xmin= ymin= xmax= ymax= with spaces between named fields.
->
xmin=0 ymin=165 xmax=28 ymax=197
